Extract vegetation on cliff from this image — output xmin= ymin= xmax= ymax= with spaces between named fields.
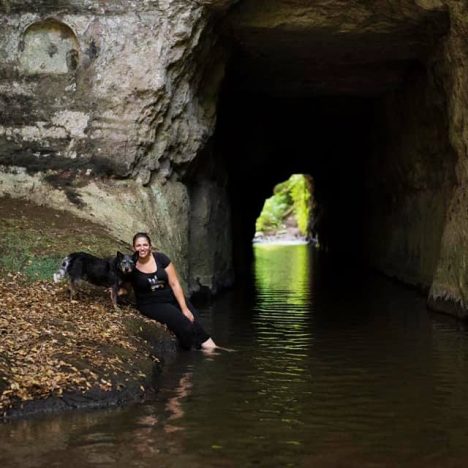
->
xmin=255 ymin=174 xmax=313 ymax=238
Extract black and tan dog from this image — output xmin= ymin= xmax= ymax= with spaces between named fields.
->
xmin=53 ymin=252 xmax=135 ymax=308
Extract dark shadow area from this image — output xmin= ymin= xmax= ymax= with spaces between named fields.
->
xmin=213 ymin=77 xmax=375 ymax=276
xmin=205 ymin=2 xmax=454 ymax=291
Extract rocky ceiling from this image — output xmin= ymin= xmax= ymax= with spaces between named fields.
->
xmin=224 ymin=0 xmax=450 ymax=96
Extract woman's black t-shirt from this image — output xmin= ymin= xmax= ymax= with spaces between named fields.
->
xmin=131 ymin=252 xmax=175 ymax=306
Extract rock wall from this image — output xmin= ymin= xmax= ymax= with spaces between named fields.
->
xmin=366 ymin=1 xmax=467 ymax=317
xmin=428 ymin=2 xmax=468 ymax=318
xmin=366 ymin=67 xmax=456 ymax=289
xmin=185 ymin=142 xmax=233 ymax=294
xmin=0 ymin=0 xmax=233 ymax=291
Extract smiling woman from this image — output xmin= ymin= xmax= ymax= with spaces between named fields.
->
xmin=128 ymin=232 xmax=218 ymax=352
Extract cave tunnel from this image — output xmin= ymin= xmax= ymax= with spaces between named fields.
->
xmin=216 ymin=90 xmax=372 ymax=273
xmin=209 ymin=1 xmax=455 ymax=284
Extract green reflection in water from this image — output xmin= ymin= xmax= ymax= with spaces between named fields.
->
xmin=253 ymin=243 xmax=311 ymax=308
xmin=6 ymin=246 xmax=468 ymax=466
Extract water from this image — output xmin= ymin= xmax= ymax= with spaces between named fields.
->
xmin=3 ymin=244 xmax=468 ymax=467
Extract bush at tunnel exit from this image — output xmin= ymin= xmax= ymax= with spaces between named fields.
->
xmin=255 ymin=174 xmax=313 ymax=237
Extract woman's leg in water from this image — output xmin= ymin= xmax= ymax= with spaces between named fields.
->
xmin=186 ymin=300 xmax=235 ymax=351
xmin=185 ymin=300 xmax=216 ymax=350
xmin=138 ymin=302 xmax=196 ymax=350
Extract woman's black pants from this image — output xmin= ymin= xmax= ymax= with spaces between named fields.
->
xmin=137 ymin=300 xmax=210 ymax=350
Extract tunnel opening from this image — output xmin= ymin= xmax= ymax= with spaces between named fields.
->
xmin=214 ymin=85 xmax=375 ymax=276
xmin=253 ymin=173 xmax=315 ymax=244
xmin=208 ymin=1 xmax=456 ymax=291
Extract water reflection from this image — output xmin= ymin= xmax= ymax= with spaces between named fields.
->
xmin=254 ymin=243 xmax=311 ymax=307
xmin=3 ymin=245 xmax=468 ymax=466
xmin=164 ymin=372 xmax=192 ymax=433
xmin=253 ymin=244 xmax=312 ymax=356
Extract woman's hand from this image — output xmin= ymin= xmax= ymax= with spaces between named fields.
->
xmin=166 ymin=263 xmax=194 ymax=322
xmin=182 ymin=307 xmax=194 ymax=322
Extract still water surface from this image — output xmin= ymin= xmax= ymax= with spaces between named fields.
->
xmin=2 ymin=244 xmax=468 ymax=467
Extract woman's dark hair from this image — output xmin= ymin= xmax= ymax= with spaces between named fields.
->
xmin=132 ymin=232 xmax=152 ymax=247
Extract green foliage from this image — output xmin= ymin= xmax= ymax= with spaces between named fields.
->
xmin=256 ymin=191 xmax=291 ymax=233
xmin=290 ymin=174 xmax=312 ymax=235
xmin=256 ymin=174 xmax=313 ymax=236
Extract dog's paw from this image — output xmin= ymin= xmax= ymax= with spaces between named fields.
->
xmin=53 ymin=273 xmax=61 ymax=283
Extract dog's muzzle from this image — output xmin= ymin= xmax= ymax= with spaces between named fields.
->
xmin=120 ymin=261 xmax=135 ymax=274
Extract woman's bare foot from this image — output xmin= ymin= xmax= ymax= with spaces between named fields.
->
xmin=200 ymin=337 xmax=217 ymax=351
xmin=200 ymin=338 xmax=235 ymax=353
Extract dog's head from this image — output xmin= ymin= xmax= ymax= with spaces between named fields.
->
xmin=116 ymin=251 xmax=135 ymax=275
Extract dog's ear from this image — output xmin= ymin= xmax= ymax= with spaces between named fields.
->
xmin=116 ymin=251 xmax=123 ymax=259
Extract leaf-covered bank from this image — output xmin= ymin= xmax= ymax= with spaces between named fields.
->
xmin=0 ymin=198 xmax=176 ymax=420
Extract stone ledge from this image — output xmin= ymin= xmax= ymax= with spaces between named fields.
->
xmin=427 ymin=296 xmax=468 ymax=321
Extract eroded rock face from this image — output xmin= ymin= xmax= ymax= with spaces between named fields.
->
xmin=365 ymin=67 xmax=456 ymax=290
xmin=365 ymin=2 xmax=468 ymax=317
xmin=0 ymin=0 xmax=233 ymax=292
xmin=1 ymin=1 xmax=228 ymax=175
xmin=19 ymin=19 xmax=80 ymax=75
xmin=226 ymin=0 xmax=450 ymax=96
xmin=428 ymin=3 xmax=468 ymax=317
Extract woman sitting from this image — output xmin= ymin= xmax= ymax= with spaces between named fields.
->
xmin=127 ymin=232 xmax=217 ymax=351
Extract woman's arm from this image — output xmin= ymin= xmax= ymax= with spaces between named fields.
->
xmin=166 ymin=263 xmax=194 ymax=322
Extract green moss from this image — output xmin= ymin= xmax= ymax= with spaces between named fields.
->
xmin=0 ymin=198 xmax=129 ymax=282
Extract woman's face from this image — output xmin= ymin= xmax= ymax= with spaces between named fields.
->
xmin=133 ymin=236 xmax=151 ymax=259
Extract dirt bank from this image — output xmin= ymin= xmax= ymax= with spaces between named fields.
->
xmin=0 ymin=197 xmax=177 ymax=420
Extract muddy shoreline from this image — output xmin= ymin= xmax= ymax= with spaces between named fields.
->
xmin=0 ymin=198 xmax=181 ymax=422
xmin=0 ymin=277 xmax=178 ymax=421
